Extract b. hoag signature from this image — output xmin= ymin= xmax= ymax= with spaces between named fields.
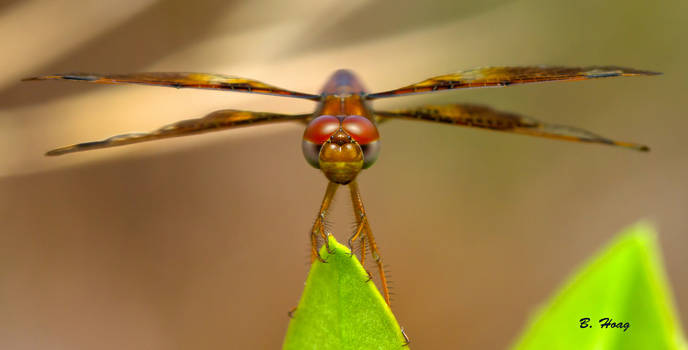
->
xmin=579 ymin=317 xmax=630 ymax=332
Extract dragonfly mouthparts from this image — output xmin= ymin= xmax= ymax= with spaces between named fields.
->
xmin=329 ymin=129 xmax=354 ymax=146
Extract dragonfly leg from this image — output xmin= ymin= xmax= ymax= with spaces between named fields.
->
xmin=348 ymin=180 xmax=391 ymax=306
xmin=364 ymin=269 xmax=373 ymax=283
xmin=310 ymin=181 xmax=339 ymax=263
xmin=360 ymin=235 xmax=367 ymax=266
xmin=348 ymin=213 xmax=369 ymax=266
xmin=347 ymin=211 xmax=365 ymax=257
xmin=401 ymin=326 xmax=411 ymax=346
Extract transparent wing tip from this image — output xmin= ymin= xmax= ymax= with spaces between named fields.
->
xmin=45 ymin=146 xmax=75 ymax=156
xmin=619 ymin=142 xmax=650 ymax=152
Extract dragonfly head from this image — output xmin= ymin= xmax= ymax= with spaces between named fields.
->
xmin=302 ymin=115 xmax=380 ymax=184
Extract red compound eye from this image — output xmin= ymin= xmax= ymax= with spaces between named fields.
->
xmin=341 ymin=115 xmax=379 ymax=144
xmin=303 ymin=115 xmax=340 ymax=144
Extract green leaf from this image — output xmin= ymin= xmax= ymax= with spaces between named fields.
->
xmin=283 ymin=235 xmax=407 ymax=350
xmin=512 ymin=222 xmax=687 ymax=350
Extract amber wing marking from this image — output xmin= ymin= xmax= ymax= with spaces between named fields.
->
xmin=24 ymin=72 xmax=321 ymax=100
xmin=366 ymin=66 xmax=659 ymax=99
xmin=46 ymin=110 xmax=311 ymax=156
xmin=375 ymin=104 xmax=649 ymax=151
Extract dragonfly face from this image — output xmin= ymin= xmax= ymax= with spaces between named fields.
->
xmin=302 ymin=114 xmax=380 ymax=184
xmin=302 ymin=70 xmax=381 ymax=184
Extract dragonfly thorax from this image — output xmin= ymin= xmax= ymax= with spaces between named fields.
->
xmin=302 ymin=114 xmax=380 ymax=184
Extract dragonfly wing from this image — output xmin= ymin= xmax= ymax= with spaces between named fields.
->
xmin=375 ymin=104 xmax=649 ymax=152
xmin=366 ymin=66 xmax=659 ymax=99
xmin=46 ymin=110 xmax=311 ymax=156
xmin=24 ymin=72 xmax=321 ymax=100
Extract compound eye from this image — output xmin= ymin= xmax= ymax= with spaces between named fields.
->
xmin=303 ymin=115 xmax=340 ymax=144
xmin=361 ymin=140 xmax=380 ymax=169
xmin=341 ymin=115 xmax=379 ymax=144
xmin=302 ymin=140 xmax=321 ymax=169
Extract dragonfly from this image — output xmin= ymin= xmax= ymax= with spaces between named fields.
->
xmin=24 ymin=66 xmax=658 ymax=305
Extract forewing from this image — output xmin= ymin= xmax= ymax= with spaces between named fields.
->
xmin=366 ymin=66 xmax=659 ymax=99
xmin=24 ymin=72 xmax=321 ymax=100
xmin=375 ymin=104 xmax=649 ymax=151
xmin=46 ymin=110 xmax=311 ymax=156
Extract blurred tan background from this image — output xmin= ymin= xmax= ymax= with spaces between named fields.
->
xmin=1 ymin=0 xmax=686 ymax=349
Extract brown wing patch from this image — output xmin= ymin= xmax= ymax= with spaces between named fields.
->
xmin=46 ymin=110 xmax=311 ymax=156
xmin=24 ymin=72 xmax=321 ymax=100
xmin=375 ymin=104 xmax=649 ymax=152
xmin=366 ymin=66 xmax=659 ymax=99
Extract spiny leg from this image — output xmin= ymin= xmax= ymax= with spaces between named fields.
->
xmin=348 ymin=180 xmax=391 ymax=306
xmin=347 ymin=186 xmax=374 ymax=276
xmin=359 ymin=235 xmax=367 ymax=267
xmin=287 ymin=306 xmax=297 ymax=319
xmin=351 ymin=229 xmax=371 ymax=281
xmin=347 ymin=198 xmax=374 ymax=283
xmin=401 ymin=327 xmax=411 ymax=346
xmin=347 ymin=212 xmax=365 ymax=256
xmin=310 ymin=181 xmax=339 ymax=263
